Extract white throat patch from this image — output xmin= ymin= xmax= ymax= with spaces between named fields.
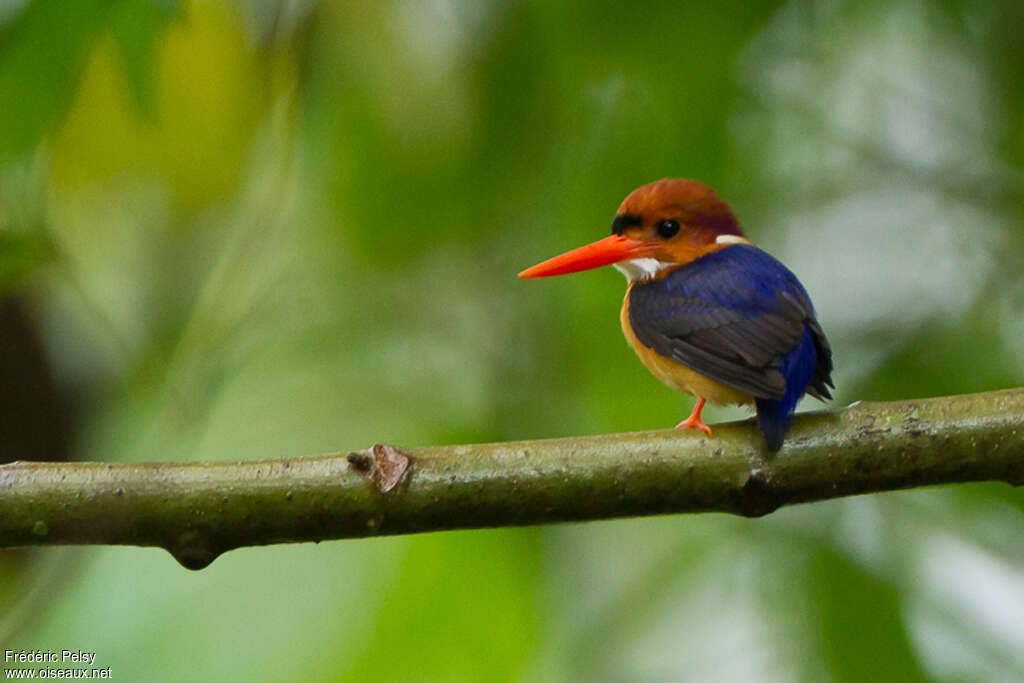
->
xmin=614 ymin=237 xmax=751 ymax=282
xmin=613 ymin=258 xmax=675 ymax=283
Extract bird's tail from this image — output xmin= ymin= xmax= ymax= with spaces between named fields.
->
xmin=756 ymin=327 xmax=817 ymax=452
xmin=755 ymin=397 xmax=790 ymax=452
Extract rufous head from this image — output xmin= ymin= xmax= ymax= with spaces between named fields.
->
xmin=519 ymin=179 xmax=748 ymax=282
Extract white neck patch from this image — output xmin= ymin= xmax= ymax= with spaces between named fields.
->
xmin=614 ymin=236 xmax=751 ymax=282
xmin=613 ymin=258 xmax=676 ymax=283
xmin=715 ymin=234 xmax=750 ymax=245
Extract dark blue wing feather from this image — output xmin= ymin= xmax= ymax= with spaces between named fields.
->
xmin=628 ymin=244 xmax=833 ymax=450
xmin=756 ymin=327 xmax=819 ymax=450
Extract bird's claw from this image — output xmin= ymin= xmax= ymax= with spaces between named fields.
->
xmin=676 ymin=396 xmax=712 ymax=436
xmin=675 ymin=416 xmax=713 ymax=436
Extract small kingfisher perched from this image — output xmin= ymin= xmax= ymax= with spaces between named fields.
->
xmin=519 ymin=179 xmax=834 ymax=451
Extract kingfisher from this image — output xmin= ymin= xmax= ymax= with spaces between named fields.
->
xmin=519 ymin=179 xmax=833 ymax=451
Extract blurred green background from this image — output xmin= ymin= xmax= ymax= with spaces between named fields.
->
xmin=2 ymin=0 xmax=1023 ymax=680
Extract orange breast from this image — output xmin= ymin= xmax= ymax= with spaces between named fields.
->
xmin=619 ymin=285 xmax=754 ymax=407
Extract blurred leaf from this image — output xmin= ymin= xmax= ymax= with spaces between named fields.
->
xmin=339 ymin=530 xmax=542 ymax=682
xmin=0 ymin=0 xmax=110 ymax=162
xmin=0 ymin=0 xmax=182 ymax=161
xmin=0 ymin=230 xmax=52 ymax=293
xmin=968 ymin=0 xmax=1024 ymax=168
xmin=848 ymin=303 xmax=1024 ymax=402
xmin=810 ymin=546 xmax=929 ymax=683
xmin=49 ymin=0 xmax=264 ymax=207
xmin=110 ymin=0 xmax=182 ymax=116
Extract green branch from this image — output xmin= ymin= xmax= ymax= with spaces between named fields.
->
xmin=2 ymin=389 xmax=1022 ymax=570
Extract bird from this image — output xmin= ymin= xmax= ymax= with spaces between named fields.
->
xmin=518 ymin=178 xmax=833 ymax=451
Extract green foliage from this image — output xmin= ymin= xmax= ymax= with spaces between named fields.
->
xmin=811 ymin=546 xmax=929 ymax=683
xmin=0 ymin=0 xmax=106 ymax=161
xmin=0 ymin=0 xmax=180 ymax=161
xmin=340 ymin=531 xmax=542 ymax=682
xmin=109 ymin=0 xmax=181 ymax=115
xmin=0 ymin=229 xmax=51 ymax=293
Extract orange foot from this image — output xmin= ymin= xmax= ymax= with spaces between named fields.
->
xmin=675 ymin=397 xmax=712 ymax=436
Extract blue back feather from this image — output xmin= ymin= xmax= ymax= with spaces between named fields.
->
xmin=661 ymin=245 xmax=814 ymax=315
xmin=632 ymin=245 xmax=830 ymax=451
xmin=690 ymin=247 xmax=823 ymax=451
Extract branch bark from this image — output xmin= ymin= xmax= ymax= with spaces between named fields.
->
xmin=2 ymin=389 xmax=1022 ymax=570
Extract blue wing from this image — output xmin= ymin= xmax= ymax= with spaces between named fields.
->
xmin=628 ymin=244 xmax=833 ymax=450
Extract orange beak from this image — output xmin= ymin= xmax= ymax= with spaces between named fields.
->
xmin=518 ymin=235 xmax=652 ymax=278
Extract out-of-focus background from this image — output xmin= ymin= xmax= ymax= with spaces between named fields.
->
xmin=2 ymin=0 xmax=1023 ymax=680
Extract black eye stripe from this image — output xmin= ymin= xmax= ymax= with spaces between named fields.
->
xmin=611 ymin=213 xmax=643 ymax=235
xmin=656 ymin=219 xmax=680 ymax=238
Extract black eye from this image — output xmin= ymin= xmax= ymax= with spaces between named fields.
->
xmin=656 ymin=219 xmax=680 ymax=238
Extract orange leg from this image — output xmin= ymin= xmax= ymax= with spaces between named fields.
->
xmin=675 ymin=397 xmax=712 ymax=436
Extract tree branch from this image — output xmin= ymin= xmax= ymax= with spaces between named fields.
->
xmin=2 ymin=389 xmax=1022 ymax=570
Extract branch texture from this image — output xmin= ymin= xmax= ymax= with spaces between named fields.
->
xmin=2 ymin=389 xmax=1022 ymax=569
